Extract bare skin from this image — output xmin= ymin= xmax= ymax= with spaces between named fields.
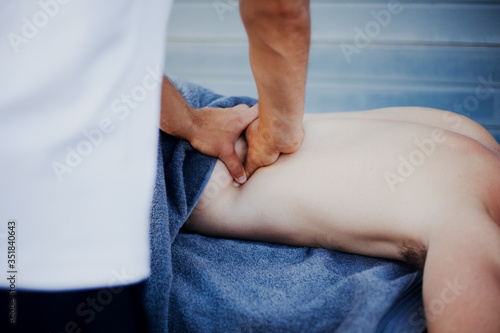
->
xmin=185 ymin=107 xmax=500 ymax=332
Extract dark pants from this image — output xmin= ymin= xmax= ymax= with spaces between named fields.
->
xmin=0 ymin=280 xmax=148 ymax=333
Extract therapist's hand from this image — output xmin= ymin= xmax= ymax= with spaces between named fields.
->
xmin=185 ymin=104 xmax=258 ymax=184
xmin=244 ymin=104 xmax=304 ymax=178
xmin=160 ymin=76 xmax=258 ymax=184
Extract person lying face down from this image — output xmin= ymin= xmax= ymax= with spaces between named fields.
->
xmin=181 ymin=106 xmax=500 ymax=333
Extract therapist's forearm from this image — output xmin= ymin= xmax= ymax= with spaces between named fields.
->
xmin=240 ymin=0 xmax=310 ymax=149
xmin=159 ymin=76 xmax=194 ymax=140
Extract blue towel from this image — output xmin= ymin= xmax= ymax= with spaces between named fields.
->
xmin=144 ymin=77 xmax=426 ymax=333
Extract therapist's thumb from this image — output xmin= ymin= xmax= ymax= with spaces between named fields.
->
xmin=220 ymin=149 xmax=247 ymax=185
xmin=243 ymin=151 xmax=259 ymax=180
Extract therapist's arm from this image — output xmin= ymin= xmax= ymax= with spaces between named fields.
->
xmin=240 ymin=0 xmax=311 ymax=178
xmin=160 ymin=76 xmax=258 ymax=184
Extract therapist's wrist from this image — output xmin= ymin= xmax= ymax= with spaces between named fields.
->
xmin=160 ymin=104 xmax=195 ymax=141
xmin=258 ymin=105 xmax=305 ymax=153
xmin=258 ymin=115 xmax=304 ymax=154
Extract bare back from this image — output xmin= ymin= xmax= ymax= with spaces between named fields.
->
xmin=186 ymin=107 xmax=500 ymax=266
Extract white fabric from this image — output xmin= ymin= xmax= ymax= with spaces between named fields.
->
xmin=0 ymin=0 xmax=172 ymax=290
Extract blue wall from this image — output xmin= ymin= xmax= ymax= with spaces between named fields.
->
xmin=165 ymin=0 xmax=500 ymax=142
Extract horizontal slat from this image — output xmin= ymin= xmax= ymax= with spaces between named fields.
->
xmin=168 ymin=2 xmax=500 ymax=45
xmin=166 ymin=43 xmax=500 ymax=85
xmin=309 ymin=45 xmax=500 ymax=83
xmin=302 ymin=80 xmax=500 ymax=123
xmin=311 ymin=3 xmax=500 ymax=45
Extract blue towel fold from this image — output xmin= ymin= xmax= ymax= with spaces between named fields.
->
xmin=144 ymin=76 xmax=426 ymax=333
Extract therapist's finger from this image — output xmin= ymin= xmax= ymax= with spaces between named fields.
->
xmin=219 ymin=148 xmax=247 ymax=185
xmin=236 ymin=103 xmax=259 ymax=129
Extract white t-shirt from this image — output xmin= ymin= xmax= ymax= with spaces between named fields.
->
xmin=0 ymin=0 xmax=172 ymax=290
